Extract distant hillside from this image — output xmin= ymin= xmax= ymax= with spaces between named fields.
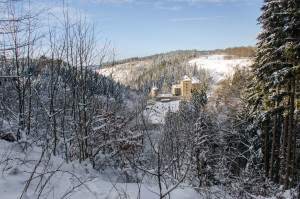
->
xmin=95 ymin=47 xmax=255 ymax=93
xmin=188 ymin=54 xmax=253 ymax=83
xmin=103 ymin=50 xmax=204 ymax=67
xmin=96 ymin=50 xmax=208 ymax=86
xmin=217 ymin=46 xmax=257 ymax=58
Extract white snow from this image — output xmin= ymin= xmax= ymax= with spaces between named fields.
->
xmin=152 ymin=86 xmax=158 ymax=90
xmin=183 ymin=75 xmax=191 ymax=81
xmin=161 ymin=99 xmax=171 ymax=102
xmin=144 ymin=100 xmax=180 ymax=124
xmin=156 ymin=93 xmax=173 ymax=98
xmin=192 ymin=76 xmax=200 ymax=84
xmin=96 ymin=60 xmax=152 ymax=84
xmin=188 ymin=54 xmax=253 ymax=82
xmin=0 ymin=139 xmax=203 ymax=199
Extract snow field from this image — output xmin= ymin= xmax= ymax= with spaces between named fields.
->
xmin=188 ymin=54 xmax=253 ymax=82
xmin=0 ymin=140 xmax=202 ymax=199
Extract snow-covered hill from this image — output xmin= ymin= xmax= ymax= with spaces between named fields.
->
xmin=96 ymin=54 xmax=253 ymax=87
xmin=187 ymin=54 xmax=253 ymax=82
xmin=95 ymin=60 xmax=152 ymax=84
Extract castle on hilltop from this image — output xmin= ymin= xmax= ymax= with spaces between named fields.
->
xmin=151 ymin=75 xmax=201 ymax=100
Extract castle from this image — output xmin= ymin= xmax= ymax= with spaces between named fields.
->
xmin=151 ymin=75 xmax=201 ymax=100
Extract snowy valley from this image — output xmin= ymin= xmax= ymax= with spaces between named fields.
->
xmin=0 ymin=0 xmax=299 ymax=198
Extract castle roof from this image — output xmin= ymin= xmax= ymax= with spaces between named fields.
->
xmin=183 ymin=75 xmax=191 ymax=81
xmin=152 ymin=86 xmax=158 ymax=90
xmin=157 ymin=93 xmax=173 ymax=98
xmin=192 ymin=76 xmax=200 ymax=84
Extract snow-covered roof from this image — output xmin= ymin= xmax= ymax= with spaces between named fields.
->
xmin=161 ymin=99 xmax=170 ymax=102
xmin=152 ymin=86 xmax=158 ymax=90
xmin=183 ymin=75 xmax=191 ymax=81
xmin=192 ymin=76 xmax=200 ymax=84
xmin=172 ymin=84 xmax=181 ymax=88
xmin=157 ymin=93 xmax=173 ymax=98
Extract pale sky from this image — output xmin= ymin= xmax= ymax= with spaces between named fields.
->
xmin=39 ymin=0 xmax=263 ymax=60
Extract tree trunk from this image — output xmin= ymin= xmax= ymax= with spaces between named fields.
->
xmin=264 ymin=119 xmax=270 ymax=177
xmin=292 ymin=74 xmax=298 ymax=188
xmin=285 ymin=76 xmax=295 ymax=189
xmin=280 ymin=81 xmax=290 ymax=184
xmin=270 ymin=86 xmax=279 ymax=180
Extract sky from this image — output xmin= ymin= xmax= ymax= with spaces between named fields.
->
xmin=41 ymin=0 xmax=264 ymax=60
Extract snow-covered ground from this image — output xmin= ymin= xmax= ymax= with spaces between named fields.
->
xmin=96 ymin=60 xmax=151 ymax=84
xmin=143 ymin=100 xmax=180 ymax=124
xmin=0 ymin=140 xmax=202 ymax=199
xmin=188 ymin=54 xmax=253 ymax=82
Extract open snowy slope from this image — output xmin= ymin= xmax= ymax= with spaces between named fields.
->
xmin=96 ymin=60 xmax=152 ymax=84
xmin=188 ymin=54 xmax=253 ymax=82
xmin=0 ymin=140 xmax=202 ymax=199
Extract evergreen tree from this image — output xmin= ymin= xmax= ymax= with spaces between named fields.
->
xmin=191 ymin=89 xmax=207 ymax=116
xmin=249 ymin=0 xmax=299 ymax=188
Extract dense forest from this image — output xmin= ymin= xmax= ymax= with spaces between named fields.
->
xmin=0 ymin=0 xmax=299 ymax=198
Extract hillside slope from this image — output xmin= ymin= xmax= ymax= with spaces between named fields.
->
xmin=96 ymin=50 xmax=202 ymax=86
xmin=188 ymin=54 xmax=253 ymax=82
xmin=96 ymin=60 xmax=152 ymax=85
xmin=96 ymin=51 xmax=254 ymax=93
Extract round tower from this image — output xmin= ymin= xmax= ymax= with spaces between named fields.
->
xmin=151 ymin=86 xmax=159 ymax=98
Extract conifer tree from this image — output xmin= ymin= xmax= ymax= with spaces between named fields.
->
xmin=249 ymin=0 xmax=299 ymax=188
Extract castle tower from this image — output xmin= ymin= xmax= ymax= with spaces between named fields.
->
xmin=151 ymin=86 xmax=159 ymax=99
xmin=191 ymin=76 xmax=201 ymax=92
xmin=171 ymin=84 xmax=181 ymax=96
xmin=181 ymin=75 xmax=192 ymax=99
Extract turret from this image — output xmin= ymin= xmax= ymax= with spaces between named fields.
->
xmin=151 ymin=86 xmax=159 ymax=99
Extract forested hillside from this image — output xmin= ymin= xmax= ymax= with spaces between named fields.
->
xmin=218 ymin=46 xmax=257 ymax=58
xmin=97 ymin=49 xmax=207 ymax=90
xmin=97 ymin=48 xmax=254 ymax=93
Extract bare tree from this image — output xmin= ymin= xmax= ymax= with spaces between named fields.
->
xmin=0 ymin=0 xmax=44 ymax=143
